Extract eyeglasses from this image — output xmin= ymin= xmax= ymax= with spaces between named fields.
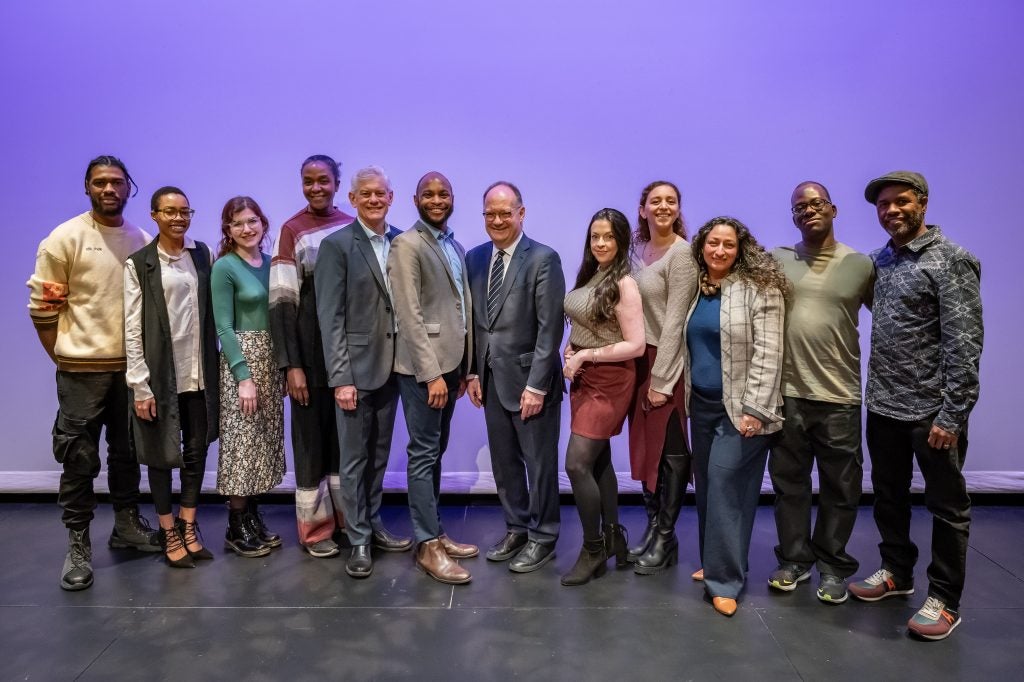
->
xmin=483 ymin=209 xmax=520 ymax=222
xmin=229 ymin=217 xmax=262 ymax=230
xmin=791 ymin=198 xmax=832 ymax=215
xmin=156 ymin=208 xmax=195 ymax=219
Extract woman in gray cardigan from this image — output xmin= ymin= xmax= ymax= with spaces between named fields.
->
xmin=684 ymin=216 xmax=787 ymax=616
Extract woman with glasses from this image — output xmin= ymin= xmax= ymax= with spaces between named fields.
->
xmin=560 ymin=208 xmax=645 ymax=586
xmin=626 ymin=181 xmax=699 ymax=575
xmin=212 ymin=196 xmax=286 ymax=557
xmin=685 ymin=217 xmax=787 ymax=616
xmin=124 ymin=187 xmax=218 ymax=568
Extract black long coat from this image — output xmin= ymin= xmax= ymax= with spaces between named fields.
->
xmin=127 ymin=239 xmax=219 ymax=469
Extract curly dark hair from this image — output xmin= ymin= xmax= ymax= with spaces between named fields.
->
xmin=218 ymin=196 xmax=271 ymax=258
xmin=633 ymin=180 xmax=686 ymax=244
xmin=691 ymin=216 xmax=789 ymax=295
xmin=573 ymin=208 xmax=634 ymax=324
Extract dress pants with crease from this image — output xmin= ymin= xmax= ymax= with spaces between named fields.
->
xmin=335 ymin=376 xmax=399 ymax=546
xmin=483 ymin=369 xmax=560 ymax=544
xmin=690 ymin=390 xmax=771 ymax=600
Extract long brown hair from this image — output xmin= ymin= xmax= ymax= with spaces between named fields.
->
xmin=217 ymin=196 xmax=271 ymax=258
xmin=573 ymin=208 xmax=633 ymax=324
xmin=691 ymin=216 xmax=788 ymax=295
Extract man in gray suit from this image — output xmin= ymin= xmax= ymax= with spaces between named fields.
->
xmin=388 ymin=171 xmax=478 ymax=584
xmin=315 ymin=166 xmax=412 ymax=579
xmin=466 ymin=181 xmax=565 ymax=573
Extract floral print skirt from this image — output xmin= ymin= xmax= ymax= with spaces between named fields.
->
xmin=217 ymin=330 xmax=286 ymax=496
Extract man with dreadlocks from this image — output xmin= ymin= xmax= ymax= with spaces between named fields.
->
xmin=28 ymin=155 xmax=159 ymax=591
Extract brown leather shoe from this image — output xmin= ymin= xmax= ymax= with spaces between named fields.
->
xmin=439 ymin=534 xmax=479 ymax=559
xmin=712 ymin=596 xmax=737 ymax=617
xmin=416 ymin=539 xmax=471 ymax=584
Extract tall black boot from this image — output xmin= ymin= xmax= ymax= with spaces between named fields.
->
xmin=627 ymin=484 xmax=659 ymax=563
xmin=225 ymin=509 xmax=271 ymax=558
xmin=603 ymin=523 xmax=629 ymax=568
xmin=560 ymin=538 xmax=608 ymax=586
xmin=635 ymin=453 xmax=690 ymax=575
xmin=246 ymin=498 xmax=282 ymax=548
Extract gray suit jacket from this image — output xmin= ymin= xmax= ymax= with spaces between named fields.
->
xmin=684 ymin=275 xmax=785 ymax=434
xmin=466 ymin=235 xmax=566 ymax=412
xmin=314 ymin=221 xmax=402 ymax=391
xmin=388 ymin=220 xmax=472 ymax=382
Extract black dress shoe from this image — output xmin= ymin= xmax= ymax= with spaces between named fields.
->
xmin=508 ymin=540 xmax=556 ymax=573
xmin=486 ymin=531 xmax=528 ymax=561
xmin=371 ymin=528 xmax=413 ymax=553
xmin=346 ymin=545 xmax=373 ymax=578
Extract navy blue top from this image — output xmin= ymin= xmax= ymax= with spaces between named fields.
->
xmin=687 ymin=291 xmax=722 ymax=398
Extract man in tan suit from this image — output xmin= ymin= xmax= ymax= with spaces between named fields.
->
xmin=388 ymin=171 xmax=477 ymax=584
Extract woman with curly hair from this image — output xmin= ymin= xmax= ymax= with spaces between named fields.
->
xmin=211 ymin=196 xmax=286 ymax=557
xmin=685 ymin=216 xmax=787 ymax=615
xmin=626 ymin=181 xmax=699 ymax=574
xmin=560 ymin=208 xmax=646 ymax=586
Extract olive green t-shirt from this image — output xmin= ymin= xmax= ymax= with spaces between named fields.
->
xmin=772 ymin=242 xmax=874 ymax=405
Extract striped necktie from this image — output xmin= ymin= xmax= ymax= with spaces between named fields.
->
xmin=487 ymin=249 xmax=506 ymax=323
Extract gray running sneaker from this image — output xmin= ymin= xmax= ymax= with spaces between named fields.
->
xmin=768 ymin=563 xmax=811 ymax=592
xmin=817 ymin=573 xmax=849 ymax=604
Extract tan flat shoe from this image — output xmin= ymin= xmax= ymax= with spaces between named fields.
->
xmin=691 ymin=567 xmax=704 ymax=581
xmin=712 ymin=596 xmax=737 ymax=617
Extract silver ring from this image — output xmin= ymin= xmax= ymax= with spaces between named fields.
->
xmin=943 ymin=443 xmax=951 ymax=449
xmin=745 ymin=426 xmax=754 ymax=432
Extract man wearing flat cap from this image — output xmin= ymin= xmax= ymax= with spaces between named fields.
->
xmin=848 ymin=171 xmax=983 ymax=641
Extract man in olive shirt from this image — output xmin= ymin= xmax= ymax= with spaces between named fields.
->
xmin=768 ymin=181 xmax=873 ymax=604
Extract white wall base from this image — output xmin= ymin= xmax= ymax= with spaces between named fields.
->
xmin=1 ymin=470 xmax=1022 ymax=495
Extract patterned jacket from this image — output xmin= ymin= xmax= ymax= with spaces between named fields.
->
xmin=684 ymin=274 xmax=785 ymax=434
xmin=867 ymin=226 xmax=982 ymax=432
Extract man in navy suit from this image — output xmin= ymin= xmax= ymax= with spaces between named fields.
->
xmin=466 ymin=181 xmax=566 ymax=573
xmin=315 ymin=165 xmax=411 ymax=578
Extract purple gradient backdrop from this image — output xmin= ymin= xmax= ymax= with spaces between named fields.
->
xmin=2 ymin=1 xmax=1019 ymax=478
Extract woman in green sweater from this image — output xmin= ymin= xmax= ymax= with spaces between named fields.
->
xmin=211 ymin=196 xmax=286 ymax=557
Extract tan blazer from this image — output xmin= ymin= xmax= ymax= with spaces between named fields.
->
xmin=684 ymin=274 xmax=785 ymax=434
xmin=388 ymin=220 xmax=473 ymax=382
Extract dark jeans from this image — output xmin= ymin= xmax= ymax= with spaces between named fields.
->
xmin=690 ymin=390 xmax=771 ymax=599
xmin=397 ymin=370 xmax=460 ymax=543
xmin=292 ymin=386 xmax=341 ymax=488
xmin=769 ymin=396 xmax=862 ymax=577
xmin=866 ymin=411 xmax=971 ymax=609
xmin=147 ymin=391 xmax=209 ymax=516
xmin=336 ymin=377 xmax=399 ymax=546
xmin=484 ymin=370 xmax=560 ymax=544
xmin=53 ymin=370 xmax=141 ymax=529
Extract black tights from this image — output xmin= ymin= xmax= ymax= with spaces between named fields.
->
xmin=565 ymin=434 xmax=619 ymax=542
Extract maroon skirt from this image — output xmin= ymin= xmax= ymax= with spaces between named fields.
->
xmin=628 ymin=344 xmax=688 ymax=491
xmin=569 ymin=359 xmax=637 ymax=440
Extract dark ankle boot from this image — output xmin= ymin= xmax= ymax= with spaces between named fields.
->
xmin=177 ymin=517 xmax=214 ymax=560
xmin=60 ymin=528 xmax=93 ymax=591
xmin=160 ymin=525 xmax=196 ymax=568
xmin=109 ymin=506 xmax=161 ymax=553
xmin=603 ymin=523 xmax=628 ymax=568
xmin=225 ymin=509 xmax=271 ymax=558
xmin=627 ymin=486 xmax=659 ymax=563
xmin=246 ymin=499 xmax=282 ymax=548
xmin=560 ymin=538 xmax=608 ymax=586
xmin=635 ymin=453 xmax=689 ymax=575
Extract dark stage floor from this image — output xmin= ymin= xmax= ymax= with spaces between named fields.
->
xmin=1 ymin=502 xmax=1021 ymax=681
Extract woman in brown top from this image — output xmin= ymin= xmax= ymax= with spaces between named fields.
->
xmin=561 ymin=208 xmax=645 ymax=586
